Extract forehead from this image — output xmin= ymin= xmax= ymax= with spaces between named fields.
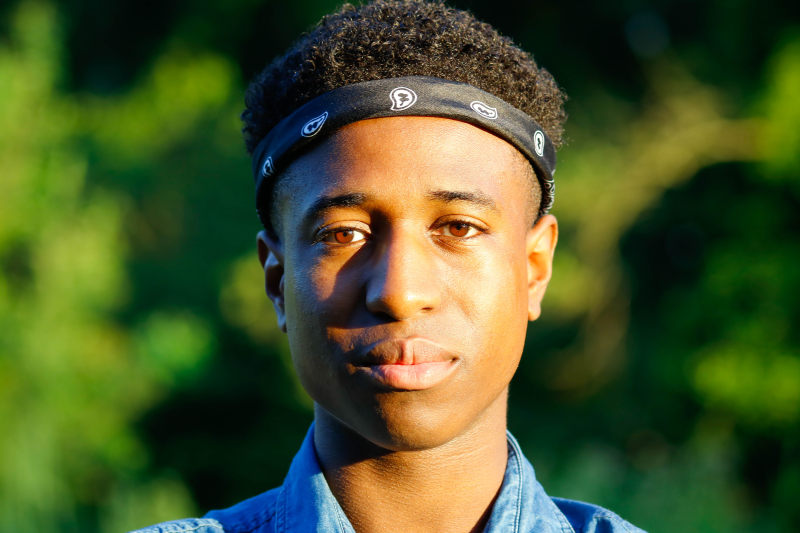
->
xmin=275 ymin=116 xmax=533 ymax=225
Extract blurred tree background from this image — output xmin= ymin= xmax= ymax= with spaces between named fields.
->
xmin=0 ymin=0 xmax=798 ymax=531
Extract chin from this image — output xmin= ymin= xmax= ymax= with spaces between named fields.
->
xmin=368 ymin=416 xmax=465 ymax=452
xmin=335 ymin=389 xmax=506 ymax=453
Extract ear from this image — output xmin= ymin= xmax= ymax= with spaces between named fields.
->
xmin=257 ymin=230 xmax=287 ymax=332
xmin=525 ymin=214 xmax=558 ymax=321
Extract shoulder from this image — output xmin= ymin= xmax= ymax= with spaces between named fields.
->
xmin=203 ymin=486 xmax=281 ymax=533
xmin=128 ymin=486 xmax=281 ymax=533
xmin=551 ymin=497 xmax=647 ymax=533
xmin=127 ymin=517 xmax=225 ymax=533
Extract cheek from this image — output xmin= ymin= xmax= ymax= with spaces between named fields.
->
xmin=455 ymin=238 xmax=529 ymax=370
xmin=455 ymin=237 xmax=529 ymax=323
xmin=282 ymin=260 xmax=341 ymax=398
xmin=285 ymin=246 xmax=342 ymax=309
xmin=283 ymin=252 xmax=362 ymax=346
xmin=286 ymin=260 xmax=328 ymax=314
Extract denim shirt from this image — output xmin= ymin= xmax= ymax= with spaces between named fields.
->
xmin=130 ymin=425 xmax=645 ymax=533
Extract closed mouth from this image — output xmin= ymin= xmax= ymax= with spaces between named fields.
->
xmin=351 ymin=337 xmax=459 ymax=390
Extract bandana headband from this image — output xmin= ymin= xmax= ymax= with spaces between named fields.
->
xmin=252 ymin=76 xmax=556 ymax=219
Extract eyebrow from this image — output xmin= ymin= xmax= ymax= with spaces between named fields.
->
xmin=426 ymin=189 xmax=498 ymax=211
xmin=303 ymin=192 xmax=367 ymax=223
xmin=301 ymin=188 xmax=498 ymax=224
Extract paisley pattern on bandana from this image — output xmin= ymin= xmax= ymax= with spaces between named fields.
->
xmin=251 ymin=76 xmax=558 ymax=220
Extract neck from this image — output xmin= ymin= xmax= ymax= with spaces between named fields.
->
xmin=313 ymin=391 xmax=510 ymax=533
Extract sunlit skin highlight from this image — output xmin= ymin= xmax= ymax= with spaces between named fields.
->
xmin=257 ymin=116 xmax=557 ymax=533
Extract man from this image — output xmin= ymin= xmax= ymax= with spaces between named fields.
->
xmin=133 ymin=1 xmax=645 ymax=531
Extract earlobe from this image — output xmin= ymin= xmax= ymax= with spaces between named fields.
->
xmin=526 ymin=214 xmax=558 ymax=321
xmin=257 ymin=230 xmax=287 ymax=332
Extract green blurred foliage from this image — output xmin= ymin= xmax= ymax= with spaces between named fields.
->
xmin=0 ymin=0 xmax=798 ymax=532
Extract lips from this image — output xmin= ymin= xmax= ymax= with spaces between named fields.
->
xmin=351 ymin=337 xmax=459 ymax=390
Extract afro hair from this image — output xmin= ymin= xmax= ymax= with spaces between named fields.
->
xmin=242 ymin=0 xmax=566 ymax=154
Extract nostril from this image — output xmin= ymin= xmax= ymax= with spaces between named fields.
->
xmin=365 ymin=281 xmax=440 ymax=321
xmin=364 ymin=236 xmax=442 ymax=320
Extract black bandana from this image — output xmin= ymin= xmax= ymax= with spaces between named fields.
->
xmin=252 ymin=76 xmax=557 ymax=218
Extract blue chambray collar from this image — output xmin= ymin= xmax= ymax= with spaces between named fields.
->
xmin=487 ymin=432 xmax=576 ymax=533
xmin=277 ymin=425 xmax=354 ymax=532
xmin=277 ymin=424 xmax=574 ymax=533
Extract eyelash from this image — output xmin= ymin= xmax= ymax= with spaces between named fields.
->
xmin=435 ymin=221 xmax=484 ymax=238
xmin=315 ymin=220 xmax=486 ymax=245
xmin=316 ymin=227 xmax=368 ymax=244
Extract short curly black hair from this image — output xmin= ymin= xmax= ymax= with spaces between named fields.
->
xmin=244 ymin=0 xmax=567 ymax=233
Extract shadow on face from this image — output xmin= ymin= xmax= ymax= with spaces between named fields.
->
xmin=258 ymin=116 xmax=558 ymax=452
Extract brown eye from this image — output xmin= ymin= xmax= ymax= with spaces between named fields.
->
xmin=320 ymin=227 xmax=367 ymax=244
xmin=436 ymin=220 xmax=483 ymax=239
xmin=334 ymin=230 xmax=354 ymax=243
xmin=448 ymin=222 xmax=470 ymax=237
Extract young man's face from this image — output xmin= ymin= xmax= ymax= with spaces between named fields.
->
xmin=259 ymin=116 xmax=557 ymax=451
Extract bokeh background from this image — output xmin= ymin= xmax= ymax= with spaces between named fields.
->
xmin=1 ymin=0 xmax=799 ymax=531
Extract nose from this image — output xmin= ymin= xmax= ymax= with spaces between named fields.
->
xmin=365 ymin=228 xmax=441 ymax=320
